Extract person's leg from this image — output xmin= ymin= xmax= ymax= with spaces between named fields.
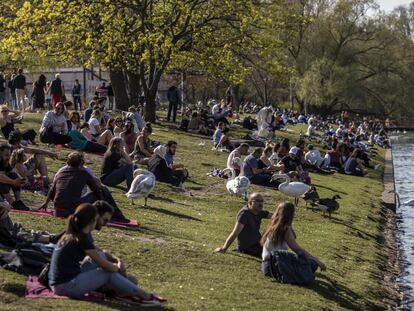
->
xmin=101 ymin=165 xmax=134 ymax=189
xmin=240 ymin=243 xmax=262 ymax=258
xmin=15 ymin=89 xmax=23 ymax=111
xmin=96 ymin=129 xmax=113 ymax=146
xmin=51 ymin=132 xmax=72 ymax=145
xmin=172 ymin=103 xmax=178 ymax=123
xmin=33 ymin=154 xmax=48 ymax=176
xmin=167 ymin=101 xmax=173 ymax=121
xmin=84 ymin=141 xmax=107 ymax=154
xmin=100 ymin=186 xmax=126 ymax=220
xmin=21 ymin=129 xmax=37 ymax=143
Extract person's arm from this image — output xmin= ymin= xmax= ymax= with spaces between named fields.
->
xmin=120 ymin=149 xmax=133 ymax=164
xmin=15 ymin=163 xmax=33 ymax=177
xmin=86 ymin=174 xmax=103 ymax=200
xmin=22 ymin=145 xmax=58 ymax=159
xmin=85 ymin=248 xmax=120 ymax=273
xmin=0 ymin=173 xmax=24 ymax=187
xmin=215 ymin=222 xmax=245 ymax=253
xmin=285 ymin=228 xmax=326 ymax=271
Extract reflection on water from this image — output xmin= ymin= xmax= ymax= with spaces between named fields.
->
xmin=393 ymin=133 xmax=414 ymax=306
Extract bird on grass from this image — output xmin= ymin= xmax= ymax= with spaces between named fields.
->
xmin=270 ymin=173 xmax=311 ymax=205
xmin=126 ymin=169 xmax=156 ymax=207
xmin=311 ymin=195 xmax=341 ymax=217
xmin=301 ymin=186 xmax=320 ymax=207
xmin=222 ymin=158 xmax=251 ymax=200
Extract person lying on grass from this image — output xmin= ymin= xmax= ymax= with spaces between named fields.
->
xmin=215 ymin=193 xmax=273 ymax=258
xmin=261 ymin=201 xmax=326 ymax=277
xmin=48 ymin=203 xmax=166 ymax=306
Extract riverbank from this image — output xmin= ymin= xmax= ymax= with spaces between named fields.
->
xmin=0 ymin=113 xmax=396 ymax=310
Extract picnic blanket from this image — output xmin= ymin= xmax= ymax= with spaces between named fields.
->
xmin=25 ymin=275 xmax=104 ymax=301
xmin=9 ymin=208 xmax=140 ymax=229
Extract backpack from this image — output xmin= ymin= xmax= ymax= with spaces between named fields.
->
xmin=269 ymin=250 xmax=315 ymax=285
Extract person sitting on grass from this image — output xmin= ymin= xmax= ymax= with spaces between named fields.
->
xmin=243 ymin=148 xmax=279 ymax=187
xmin=215 ymin=193 xmax=272 ymax=258
xmin=87 ymin=109 xmax=113 ymax=146
xmin=165 ymin=140 xmax=189 ymax=180
xmin=227 ymin=143 xmax=250 ymax=175
xmin=277 ymin=147 xmax=304 ymax=179
xmin=343 ymin=148 xmax=367 ymax=176
xmin=188 ymin=112 xmax=208 ymax=135
xmin=304 ymin=144 xmax=326 ymax=168
xmin=39 ymin=102 xmax=72 ymax=146
xmin=259 ymin=146 xmax=279 ymax=173
xmin=0 ymin=143 xmax=28 ymax=210
xmin=100 ymin=137 xmax=134 ymax=191
xmin=0 ymin=105 xmax=37 ymax=144
xmin=131 ymin=123 xmax=154 ymax=165
xmin=261 ymin=201 xmax=326 ymax=277
xmin=120 ymin=119 xmax=138 ymax=155
xmin=67 ymin=111 xmax=81 ymax=131
xmin=9 ymin=148 xmax=49 ymax=193
xmin=8 ymin=130 xmax=57 ymax=179
xmin=113 ymin=117 xmax=124 ymax=137
xmin=40 ymin=152 xmax=104 ymax=218
xmin=148 ymin=145 xmax=187 ymax=189
xmin=48 ymin=203 xmax=166 ymax=306
xmin=213 ymin=122 xmax=225 ymax=148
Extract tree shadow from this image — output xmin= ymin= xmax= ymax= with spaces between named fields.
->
xmin=138 ymin=205 xmax=201 ymax=222
xmin=312 ymin=183 xmax=348 ymax=195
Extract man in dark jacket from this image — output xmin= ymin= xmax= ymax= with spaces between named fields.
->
xmin=166 ymin=86 xmax=180 ymax=123
xmin=12 ymin=69 xmax=27 ymax=111
xmin=71 ymin=79 xmax=82 ymax=111
xmin=48 ymin=74 xmax=64 ymax=107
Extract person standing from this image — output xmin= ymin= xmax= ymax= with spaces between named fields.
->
xmin=12 ymin=69 xmax=27 ymax=111
xmin=0 ymin=73 xmax=5 ymax=105
xmin=48 ymin=74 xmax=64 ymax=107
xmin=31 ymin=74 xmax=47 ymax=111
xmin=107 ymin=82 xmax=114 ymax=110
xmin=166 ymin=86 xmax=180 ymax=123
xmin=72 ymin=79 xmax=82 ymax=111
xmin=8 ymin=75 xmax=17 ymax=110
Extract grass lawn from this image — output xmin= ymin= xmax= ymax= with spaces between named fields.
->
xmin=0 ymin=112 xmax=386 ymax=310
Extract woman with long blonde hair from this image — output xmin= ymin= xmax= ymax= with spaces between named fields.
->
xmin=261 ymin=202 xmax=326 ymax=276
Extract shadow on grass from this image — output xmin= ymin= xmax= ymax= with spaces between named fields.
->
xmin=313 ymin=183 xmax=348 ymax=195
xmin=310 ymin=274 xmax=373 ymax=310
xmin=330 ymin=218 xmax=378 ymax=241
xmin=138 ymin=205 xmax=201 ymax=222
xmin=99 ymin=300 xmax=174 ymax=311
xmin=1 ymin=282 xmax=25 ymax=296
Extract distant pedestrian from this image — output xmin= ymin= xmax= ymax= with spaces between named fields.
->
xmin=8 ymin=75 xmax=17 ymax=110
xmin=48 ymin=74 xmax=64 ymax=107
xmin=166 ymin=86 xmax=180 ymax=123
xmin=0 ymin=73 xmax=5 ymax=105
xmin=107 ymin=82 xmax=114 ymax=110
xmin=72 ymin=79 xmax=82 ymax=111
xmin=12 ymin=69 xmax=27 ymax=111
xmin=31 ymin=74 xmax=47 ymax=111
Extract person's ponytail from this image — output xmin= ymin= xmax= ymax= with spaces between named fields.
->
xmin=59 ymin=204 xmax=97 ymax=245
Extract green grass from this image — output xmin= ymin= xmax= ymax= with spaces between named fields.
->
xmin=0 ymin=112 xmax=386 ymax=310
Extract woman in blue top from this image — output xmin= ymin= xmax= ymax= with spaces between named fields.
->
xmin=49 ymin=203 xmax=165 ymax=305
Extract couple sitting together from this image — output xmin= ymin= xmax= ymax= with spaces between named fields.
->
xmin=215 ymin=193 xmax=326 ymax=282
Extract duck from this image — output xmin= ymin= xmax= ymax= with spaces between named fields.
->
xmin=126 ymin=169 xmax=156 ymax=207
xmin=222 ymin=158 xmax=251 ymax=200
xmin=271 ymin=173 xmax=311 ymax=205
xmin=311 ymin=195 xmax=341 ymax=217
xmin=301 ymin=186 xmax=320 ymax=207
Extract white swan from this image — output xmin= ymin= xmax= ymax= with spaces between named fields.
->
xmin=271 ymin=173 xmax=311 ymax=205
xmin=126 ymin=169 xmax=156 ymax=206
xmin=222 ymin=158 xmax=251 ymax=200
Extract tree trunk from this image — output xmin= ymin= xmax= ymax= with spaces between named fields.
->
xmin=126 ymin=71 xmax=141 ymax=106
xmin=231 ymin=85 xmax=240 ymax=110
xmin=144 ymin=89 xmax=157 ymax=122
xmin=110 ymin=69 xmax=129 ymax=111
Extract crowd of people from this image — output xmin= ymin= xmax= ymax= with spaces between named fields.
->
xmin=0 ymin=69 xmax=390 ymax=306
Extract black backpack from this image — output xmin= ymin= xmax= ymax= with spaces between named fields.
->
xmin=269 ymin=250 xmax=316 ymax=285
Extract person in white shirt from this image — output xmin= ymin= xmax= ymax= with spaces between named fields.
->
xmin=39 ymin=102 xmax=72 ymax=145
xmin=260 ymin=201 xmax=326 ymax=277
xmin=87 ymin=109 xmax=113 ymax=146
xmin=227 ymin=143 xmax=249 ymax=175
xmin=304 ymin=145 xmax=325 ymax=168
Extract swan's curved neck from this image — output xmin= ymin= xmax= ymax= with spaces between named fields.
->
xmin=279 ymin=174 xmax=290 ymax=186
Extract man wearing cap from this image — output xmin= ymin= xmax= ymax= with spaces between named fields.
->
xmin=215 ymin=193 xmax=272 ymax=258
xmin=278 ymin=146 xmax=303 ymax=177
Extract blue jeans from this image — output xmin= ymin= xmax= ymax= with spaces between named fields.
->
xmin=101 ymin=165 xmax=134 ymax=190
xmin=51 ymin=268 xmax=139 ymax=298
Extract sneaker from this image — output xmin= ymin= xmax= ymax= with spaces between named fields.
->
xmin=139 ymin=294 xmax=167 ymax=307
xmin=11 ymin=200 xmax=30 ymax=211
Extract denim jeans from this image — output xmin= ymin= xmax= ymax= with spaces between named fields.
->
xmin=51 ymin=268 xmax=139 ymax=298
xmin=101 ymin=164 xmax=134 ymax=190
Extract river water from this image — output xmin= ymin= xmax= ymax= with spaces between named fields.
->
xmin=392 ymin=133 xmax=414 ymax=305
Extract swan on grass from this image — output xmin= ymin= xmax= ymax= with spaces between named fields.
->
xmin=223 ymin=158 xmax=251 ymax=200
xmin=126 ymin=169 xmax=156 ymax=207
xmin=271 ymin=173 xmax=311 ymax=205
